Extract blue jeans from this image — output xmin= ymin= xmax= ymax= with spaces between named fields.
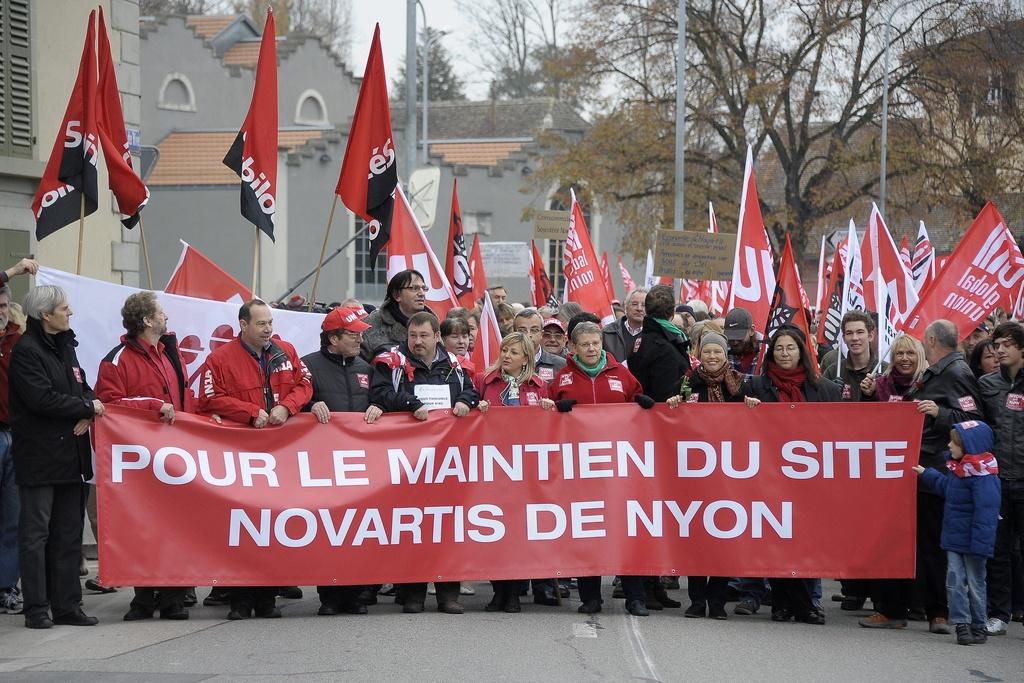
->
xmin=946 ymin=551 xmax=987 ymax=626
xmin=0 ymin=431 xmax=17 ymax=589
xmin=732 ymin=577 xmax=769 ymax=608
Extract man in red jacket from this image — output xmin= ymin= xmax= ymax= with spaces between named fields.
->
xmin=199 ymin=299 xmax=312 ymax=620
xmin=96 ymin=291 xmax=196 ymax=621
xmin=550 ymin=320 xmax=655 ymax=617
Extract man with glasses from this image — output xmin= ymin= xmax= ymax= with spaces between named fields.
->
xmin=302 ymin=306 xmax=381 ymax=617
xmin=541 ymin=318 xmax=568 ymax=358
xmin=360 ymin=269 xmax=431 ymax=360
xmin=513 ymin=309 xmax=565 ymax=383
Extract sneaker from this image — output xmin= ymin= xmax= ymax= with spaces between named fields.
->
xmin=971 ymin=625 xmax=988 ymax=644
xmin=378 ymin=584 xmax=397 ymax=597
xmin=459 ymin=583 xmax=475 ymax=596
xmin=984 ymin=617 xmax=1007 ymax=635
xmin=858 ymin=612 xmax=907 ymax=629
xmin=0 ymin=588 xmax=23 ymax=615
xmin=427 ymin=584 xmax=436 ymax=596
xmin=929 ymin=617 xmax=951 ymax=634
xmin=734 ymin=598 xmax=758 ymax=615
xmin=955 ymin=623 xmax=973 ymax=645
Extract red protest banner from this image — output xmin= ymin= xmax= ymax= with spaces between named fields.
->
xmin=95 ymin=403 xmax=920 ymax=586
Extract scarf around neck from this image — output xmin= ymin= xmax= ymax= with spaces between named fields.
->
xmin=654 ymin=317 xmax=684 ymax=338
xmin=574 ymin=350 xmax=608 ymax=378
xmin=695 ymin=363 xmax=744 ymax=402
xmin=947 ymin=452 xmax=999 ymax=478
xmin=499 ymin=367 xmax=529 ymax=404
xmin=766 ymin=364 xmax=807 ymax=402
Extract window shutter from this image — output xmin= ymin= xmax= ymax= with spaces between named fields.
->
xmin=0 ymin=0 xmax=31 ymax=158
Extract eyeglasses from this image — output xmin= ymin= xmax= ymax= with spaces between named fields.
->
xmin=402 ymin=285 xmax=429 ymax=293
xmin=542 ymin=331 xmax=565 ymax=339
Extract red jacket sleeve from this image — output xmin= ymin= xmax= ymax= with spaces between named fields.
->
xmin=198 ymin=358 xmax=261 ymax=425
xmin=275 ymin=351 xmax=313 ymax=416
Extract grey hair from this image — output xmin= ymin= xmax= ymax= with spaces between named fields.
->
xmin=925 ymin=319 xmax=958 ymax=350
xmin=625 ymin=287 xmax=649 ymax=306
xmin=0 ymin=283 xmax=10 ymax=299
xmin=570 ymin=321 xmax=602 ymax=344
xmin=23 ymin=285 xmax=67 ymax=320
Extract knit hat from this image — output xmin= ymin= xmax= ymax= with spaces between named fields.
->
xmin=699 ymin=332 xmax=729 ymax=353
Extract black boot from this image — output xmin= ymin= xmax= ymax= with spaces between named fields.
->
xmin=486 ymin=582 xmax=505 ymax=612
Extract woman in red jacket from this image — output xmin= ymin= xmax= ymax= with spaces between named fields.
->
xmin=476 ymin=333 xmax=554 ymax=612
xmin=550 ymin=321 xmax=656 ymax=617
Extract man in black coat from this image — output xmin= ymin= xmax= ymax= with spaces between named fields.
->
xmin=628 ymin=285 xmax=691 ymax=402
xmin=369 ymin=311 xmax=479 ymax=614
xmin=10 ymin=285 xmax=105 ymax=629
xmin=303 ymin=306 xmax=382 ymax=616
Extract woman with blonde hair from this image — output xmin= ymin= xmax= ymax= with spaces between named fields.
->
xmin=475 ymin=333 xmax=555 ymax=612
xmin=860 ymin=334 xmax=928 ymax=402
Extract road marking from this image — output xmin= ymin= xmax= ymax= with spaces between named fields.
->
xmin=573 ymin=622 xmax=598 ymax=638
xmin=624 ymin=612 xmax=662 ymax=682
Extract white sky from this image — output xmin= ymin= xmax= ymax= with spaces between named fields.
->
xmin=350 ymin=0 xmax=487 ymax=99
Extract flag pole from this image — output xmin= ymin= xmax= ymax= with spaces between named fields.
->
xmin=308 ymin=194 xmax=339 ymax=312
xmin=138 ymin=216 xmax=153 ymax=290
xmin=76 ymin=195 xmax=86 ymax=275
xmin=252 ymin=227 xmax=259 ymax=297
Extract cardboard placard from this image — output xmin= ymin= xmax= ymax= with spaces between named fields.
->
xmin=480 ymin=241 xmax=531 ymax=278
xmin=532 ymin=210 xmax=570 ymax=240
xmin=654 ymin=229 xmax=737 ymax=280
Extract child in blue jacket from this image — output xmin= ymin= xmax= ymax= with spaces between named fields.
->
xmin=913 ymin=420 xmax=1001 ymax=646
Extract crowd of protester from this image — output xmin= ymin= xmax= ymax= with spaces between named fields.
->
xmin=0 ymin=263 xmax=1021 ymax=648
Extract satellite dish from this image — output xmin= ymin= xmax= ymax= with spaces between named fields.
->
xmin=408 ymin=167 xmax=441 ymax=229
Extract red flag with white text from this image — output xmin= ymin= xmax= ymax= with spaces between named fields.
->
xmin=618 ymin=257 xmax=636 ymax=293
xmin=336 ymin=24 xmax=397 ymax=265
xmin=862 ymin=204 xmax=918 ymax=322
xmin=444 ymin=180 xmax=474 ymax=308
xmin=165 ymin=241 xmax=252 ymax=303
xmin=223 ymin=10 xmax=277 ymax=239
xmin=901 ymin=203 xmax=1024 ymax=341
xmin=899 ymin=236 xmax=911 ymax=272
xmin=96 ymin=8 xmax=148 ymax=229
xmin=601 ymin=252 xmax=617 ymax=302
xmin=32 ymin=11 xmax=99 ymax=240
xmin=728 ymin=146 xmax=775 ymax=332
xmin=816 ymin=241 xmax=847 ymax=348
xmin=387 ymin=186 xmax=460 ymax=320
xmin=564 ymin=191 xmax=615 ymax=323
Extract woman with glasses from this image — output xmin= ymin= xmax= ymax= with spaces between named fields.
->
xmin=744 ymin=325 xmax=840 ymax=625
xmin=475 ymin=333 xmax=555 ymax=612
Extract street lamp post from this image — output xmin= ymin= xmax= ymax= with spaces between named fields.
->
xmin=404 ymin=0 xmax=417 ymax=187
xmin=674 ymin=0 xmax=687 ymax=231
xmin=879 ymin=0 xmax=916 ymax=217
xmin=420 ymin=29 xmax=448 ymax=166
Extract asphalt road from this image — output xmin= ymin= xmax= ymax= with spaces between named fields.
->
xmin=0 ymin=573 xmax=1020 ymax=682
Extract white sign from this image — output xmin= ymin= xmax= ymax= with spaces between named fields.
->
xmin=413 ymin=384 xmax=452 ymax=411
xmin=37 ymin=268 xmax=325 ymax=392
xmin=479 ymin=242 xmax=530 ymax=279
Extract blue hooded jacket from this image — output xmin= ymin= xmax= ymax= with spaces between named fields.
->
xmin=919 ymin=420 xmax=1002 ymax=557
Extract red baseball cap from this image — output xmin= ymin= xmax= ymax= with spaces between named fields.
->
xmin=322 ymin=307 xmax=371 ymax=333
xmin=542 ymin=318 xmax=566 ymax=332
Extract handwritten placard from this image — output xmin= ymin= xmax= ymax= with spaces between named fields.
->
xmin=653 ymin=230 xmax=737 ymax=280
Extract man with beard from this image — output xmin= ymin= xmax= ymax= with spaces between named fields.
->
xmin=96 ymin=291 xmax=194 ymax=621
xmin=723 ymin=308 xmax=760 ymax=373
xmin=360 ymin=270 xmax=429 ymax=360
xmin=370 ymin=311 xmax=479 ymax=614
xmin=199 ymin=299 xmax=313 ymax=621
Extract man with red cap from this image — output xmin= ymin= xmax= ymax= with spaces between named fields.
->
xmin=301 ymin=306 xmax=383 ymax=617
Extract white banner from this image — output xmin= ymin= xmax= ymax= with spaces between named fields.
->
xmin=36 ymin=268 xmax=325 ymax=391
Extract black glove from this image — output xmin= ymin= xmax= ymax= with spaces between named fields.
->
xmin=635 ymin=394 xmax=656 ymax=409
xmin=555 ymin=399 xmax=577 ymax=413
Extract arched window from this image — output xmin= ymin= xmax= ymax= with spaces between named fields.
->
xmin=294 ymin=89 xmax=328 ymax=126
xmin=157 ymin=73 xmax=196 ymax=112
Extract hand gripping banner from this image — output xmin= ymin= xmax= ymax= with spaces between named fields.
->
xmin=94 ymin=403 xmax=921 ymax=586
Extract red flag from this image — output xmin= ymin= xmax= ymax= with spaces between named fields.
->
xmin=564 ymin=190 xmax=615 ymax=324
xmin=470 ymin=292 xmax=504 ymax=370
xmin=96 ymin=8 xmax=148 ymax=229
xmin=911 ymin=221 xmax=936 ymax=294
xmin=816 ymin=241 xmax=847 ymax=347
xmin=469 ymin=236 xmax=488 ymax=306
xmin=32 ymin=11 xmax=99 ymax=240
xmin=336 ymin=24 xmax=397 ymax=266
xmin=899 ymin=235 xmax=911 ymax=272
xmin=767 ymin=234 xmax=816 ymax=369
xmin=387 ymin=186 xmax=460 ymax=320
xmin=708 ymin=202 xmax=730 ymax=315
xmin=165 ymin=241 xmax=252 ymax=302
xmin=901 ymin=203 xmax=1024 ymax=341
xmin=444 ymin=180 xmax=474 ymax=308
xmin=618 ymin=257 xmax=636 ymax=293
xmin=223 ymin=10 xmax=278 ymax=239
xmin=728 ymin=146 xmax=775 ymax=333
xmin=600 ymin=252 xmax=617 ymax=302
xmin=862 ymin=204 xmax=918 ymax=322
xmin=530 ymin=240 xmax=555 ymax=308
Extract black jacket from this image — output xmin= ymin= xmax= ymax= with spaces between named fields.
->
xmin=601 ymin=316 xmax=642 ymax=363
xmin=10 ymin=318 xmax=97 ymax=486
xmin=686 ymin=370 xmax=747 ymax=403
xmin=979 ymin=366 xmax=1024 ymax=480
xmin=302 ymin=348 xmax=374 ymax=413
xmin=628 ymin=316 xmax=691 ymax=401
xmin=821 ymin=349 xmax=888 ymax=402
xmin=742 ymin=373 xmax=842 ymax=403
xmin=370 ymin=343 xmax=480 ymax=413
xmin=904 ymin=351 xmax=982 ymax=470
